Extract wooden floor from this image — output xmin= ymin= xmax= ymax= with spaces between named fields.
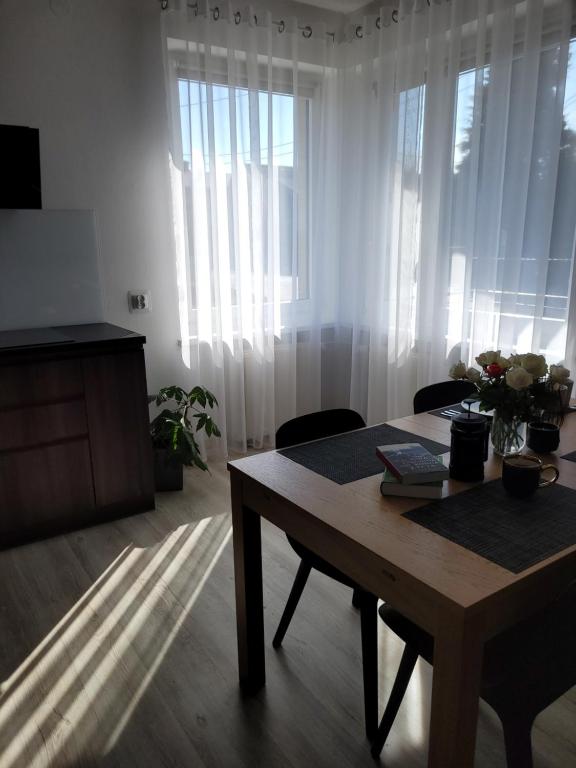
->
xmin=0 ymin=458 xmax=575 ymax=768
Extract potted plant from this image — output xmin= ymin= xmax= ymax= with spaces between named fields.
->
xmin=150 ymin=385 xmax=221 ymax=491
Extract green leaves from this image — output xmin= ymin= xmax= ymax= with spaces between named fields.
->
xmin=183 ymin=428 xmax=208 ymax=472
xmin=191 ymin=386 xmax=206 ymax=407
xmin=192 ymin=412 xmax=221 ymax=437
xmin=204 ymin=389 xmax=218 ymax=409
xmin=150 ymin=385 xmax=221 ymax=471
xmin=205 ymin=416 xmax=221 ymax=438
xmin=472 ymin=374 xmax=561 ymax=424
xmin=155 ymin=385 xmax=184 ymax=406
xmin=186 ymin=385 xmax=219 ymax=409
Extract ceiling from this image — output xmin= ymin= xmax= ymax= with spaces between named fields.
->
xmin=294 ymin=0 xmax=370 ymax=12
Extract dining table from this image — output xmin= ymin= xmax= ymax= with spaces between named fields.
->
xmin=227 ymin=410 xmax=576 ymax=768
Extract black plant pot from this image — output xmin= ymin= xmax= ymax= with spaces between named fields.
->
xmin=154 ymin=448 xmax=184 ymax=491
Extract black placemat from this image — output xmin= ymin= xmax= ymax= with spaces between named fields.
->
xmin=561 ymin=449 xmax=576 ymax=462
xmin=278 ymin=425 xmax=449 ymax=485
xmin=404 ymin=479 xmax=576 ymax=573
xmin=429 ymin=403 xmax=494 ymax=421
xmin=428 ymin=403 xmax=467 ymax=420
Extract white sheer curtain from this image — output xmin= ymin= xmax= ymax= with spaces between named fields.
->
xmin=162 ymin=5 xmax=334 ymax=452
xmin=336 ymin=0 xmax=575 ymax=421
xmin=162 ymin=0 xmax=576 ymax=454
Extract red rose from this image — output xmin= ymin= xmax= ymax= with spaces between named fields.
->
xmin=486 ymin=363 xmax=503 ymax=377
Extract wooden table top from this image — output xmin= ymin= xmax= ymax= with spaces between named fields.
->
xmin=229 ymin=412 xmax=576 ymax=625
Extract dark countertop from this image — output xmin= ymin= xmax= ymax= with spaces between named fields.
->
xmin=0 ymin=323 xmax=146 ymax=355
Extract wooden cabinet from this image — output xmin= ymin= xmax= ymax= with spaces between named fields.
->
xmin=0 ymin=441 xmax=95 ymax=534
xmin=0 ymin=324 xmax=155 ymax=547
xmin=83 ymin=349 xmax=153 ymax=514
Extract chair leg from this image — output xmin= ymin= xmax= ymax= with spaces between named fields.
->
xmin=501 ymin=716 xmax=535 ymax=768
xmin=359 ymin=590 xmax=379 ymax=741
xmin=371 ymin=645 xmax=419 ymax=759
xmin=273 ymin=560 xmax=312 ymax=649
xmin=352 ymin=587 xmax=362 ymax=609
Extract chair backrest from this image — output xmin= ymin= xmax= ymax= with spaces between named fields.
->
xmin=275 ymin=409 xmax=366 ymax=450
xmin=413 ymin=380 xmax=477 ymax=414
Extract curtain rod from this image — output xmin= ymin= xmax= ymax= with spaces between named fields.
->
xmin=158 ymin=1 xmax=406 ymax=40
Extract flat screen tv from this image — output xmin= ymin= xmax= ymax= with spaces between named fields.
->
xmin=0 ymin=125 xmax=42 ymax=209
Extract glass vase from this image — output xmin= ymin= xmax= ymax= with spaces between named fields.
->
xmin=491 ymin=410 xmax=526 ymax=456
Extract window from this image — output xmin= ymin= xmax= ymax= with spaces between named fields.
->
xmin=448 ymin=39 xmax=576 ymax=361
xmin=177 ymin=79 xmax=310 ymax=308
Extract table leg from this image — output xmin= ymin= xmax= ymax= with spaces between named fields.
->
xmin=359 ymin=590 xmax=379 ymax=740
xmin=231 ymin=474 xmax=265 ymax=693
xmin=427 ymin=615 xmax=484 ymax=768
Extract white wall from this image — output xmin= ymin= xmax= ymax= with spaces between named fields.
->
xmin=0 ymin=0 xmax=342 ymax=393
xmin=0 ymin=0 xmax=179 ymax=392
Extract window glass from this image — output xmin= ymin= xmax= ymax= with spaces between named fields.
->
xmin=447 ymin=39 xmax=576 ymax=361
xmin=177 ymin=79 xmax=309 ymax=306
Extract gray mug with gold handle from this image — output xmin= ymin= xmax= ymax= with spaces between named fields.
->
xmin=502 ymin=455 xmax=559 ymax=498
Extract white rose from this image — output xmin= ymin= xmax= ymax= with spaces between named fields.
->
xmin=509 ymin=354 xmax=524 ymax=366
xmin=476 ymin=350 xmax=501 ymax=367
xmin=466 ymin=367 xmax=481 ymax=383
xmin=549 ymin=364 xmax=570 ymax=383
xmin=520 ymin=353 xmax=548 ymax=379
xmin=449 ymin=361 xmax=467 ymax=380
xmin=506 ymin=367 xmax=533 ymax=391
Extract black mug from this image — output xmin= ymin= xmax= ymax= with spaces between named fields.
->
xmin=527 ymin=421 xmax=560 ymax=453
xmin=502 ymin=455 xmax=559 ymax=498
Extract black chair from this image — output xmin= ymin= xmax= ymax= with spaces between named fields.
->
xmin=274 ymin=408 xmax=378 ymax=740
xmin=413 ymin=380 xmax=477 ymax=414
xmin=371 ymin=582 xmax=576 ymax=766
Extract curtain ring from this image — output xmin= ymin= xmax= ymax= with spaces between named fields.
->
xmin=355 ymin=24 xmax=363 ymax=38
xmin=277 ymin=19 xmax=285 ymax=33
xmin=234 ymin=10 xmax=241 ymax=24
xmin=392 ymin=9 xmax=399 ymax=22
xmin=302 ymin=25 xmax=312 ymax=38
xmin=212 ymin=5 xmax=219 ymax=20
xmin=376 ymin=16 xmax=381 ymax=29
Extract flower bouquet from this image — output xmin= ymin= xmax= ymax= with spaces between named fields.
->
xmin=449 ymin=352 xmax=570 ymax=455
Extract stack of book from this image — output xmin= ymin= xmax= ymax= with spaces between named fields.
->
xmin=376 ymin=442 xmax=449 ymax=499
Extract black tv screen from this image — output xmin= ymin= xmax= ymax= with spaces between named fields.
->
xmin=0 ymin=125 xmax=42 ymax=209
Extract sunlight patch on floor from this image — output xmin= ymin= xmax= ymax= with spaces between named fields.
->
xmin=0 ymin=514 xmax=231 ymax=768
xmin=103 ymin=518 xmax=232 ymax=754
xmin=377 ymin=619 xmax=427 ymax=752
xmin=405 ymin=657 xmax=425 ymax=746
xmin=0 ymin=544 xmax=133 ymax=700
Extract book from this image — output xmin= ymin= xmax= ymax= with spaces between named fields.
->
xmin=376 ymin=442 xmax=449 ymax=484
xmin=380 ymin=469 xmax=443 ymax=499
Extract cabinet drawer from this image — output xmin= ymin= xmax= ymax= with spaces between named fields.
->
xmin=0 ymin=400 xmax=88 ymax=452
xmin=0 ymin=439 xmax=95 ymax=538
xmin=0 ymin=358 xmax=84 ymax=409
